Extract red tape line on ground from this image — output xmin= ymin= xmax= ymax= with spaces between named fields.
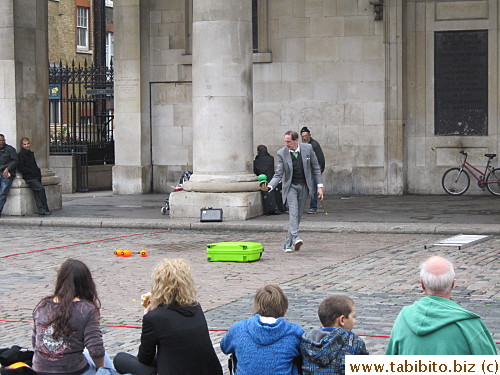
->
xmin=1 ymin=320 xmax=498 ymax=344
xmin=0 ymin=230 xmax=173 ymax=259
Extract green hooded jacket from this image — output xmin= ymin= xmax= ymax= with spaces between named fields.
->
xmin=386 ymin=296 xmax=497 ymax=355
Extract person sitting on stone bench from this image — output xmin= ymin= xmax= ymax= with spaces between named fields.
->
xmin=17 ymin=137 xmax=51 ymax=215
xmin=0 ymin=134 xmax=17 ymax=217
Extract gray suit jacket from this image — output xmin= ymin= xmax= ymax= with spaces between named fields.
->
xmin=269 ymin=143 xmax=323 ymax=204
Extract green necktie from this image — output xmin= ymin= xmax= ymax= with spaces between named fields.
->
xmin=292 ymin=151 xmax=298 ymax=159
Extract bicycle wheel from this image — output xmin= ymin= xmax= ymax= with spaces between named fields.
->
xmin=442 ymin=168 xmax=470 ymax=195
xmin=486 ymin=168 xmax=500 ymax=195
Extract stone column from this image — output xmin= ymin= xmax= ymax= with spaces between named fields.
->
xmin=169 ymin=0 xmax=261 ymax=220
xmin=0 ymin=0 xmax=62 ymax=215
xmin=112 ymin=0 xmax=152 ymax=194
xmin=385 ymin=0 xmax=405 ymax=194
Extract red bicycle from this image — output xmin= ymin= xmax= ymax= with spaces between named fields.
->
xmin=442 ymin=151 xmax=500 ymax=196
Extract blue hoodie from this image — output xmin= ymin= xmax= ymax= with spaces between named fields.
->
xmin=386 ymin=296 xmax=497 ymax=355
xmin=220 ymin=314 xmax=304 ymax=375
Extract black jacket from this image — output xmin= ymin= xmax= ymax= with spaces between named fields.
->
xmin=18 ymin=148 xmax=41 ymax=181
xmin=309 ymin=138 xmax=325 ymax=173
xmin=0 ymin=144 xmax=18 ymax=177
xmin=253 ymin=152 xmax=275 ymax=182
xmin=138 ymin=303 xmax=222 ymax=375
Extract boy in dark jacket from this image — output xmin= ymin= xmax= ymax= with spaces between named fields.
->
xmin=301 ymin=295 xmax=368 ymax=375
xmin=17 ymin=137 xmax=51 ymax=215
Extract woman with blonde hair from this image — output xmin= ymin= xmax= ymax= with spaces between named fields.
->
xmin=114 ymin=259 xmax=222 ymax=375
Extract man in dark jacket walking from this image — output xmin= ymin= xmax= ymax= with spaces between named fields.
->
xmin=18 ymin=137 xmax=51 ymax=215
xmin=0 ymin=134 xmax=18 ymax=217
xmin=300 ymin=127 xmax=325 ymax=214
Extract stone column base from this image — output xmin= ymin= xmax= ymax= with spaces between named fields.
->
xmin=169 ymin=191 xmax=263 ymax=220
xmin=3 ymin=170 xmax=62 ymax=216
xmin=49 ymin=155 xmax=76 ymax=193
xmin=112 ymin=165 xmax=152 ymax=194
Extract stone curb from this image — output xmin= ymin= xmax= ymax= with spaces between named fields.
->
xmin=1 ymin=216 xmax=500 ymax=235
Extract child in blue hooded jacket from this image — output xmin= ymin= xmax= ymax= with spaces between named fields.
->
xmin=220 ymin=285 xmax=304 ymax=375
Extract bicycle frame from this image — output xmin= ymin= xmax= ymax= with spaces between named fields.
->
xmin=460 ymin=157 xmax=496 ymax=185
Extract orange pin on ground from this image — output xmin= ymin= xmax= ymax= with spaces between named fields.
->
xmin=115 ymin=249 xmax=149 ymax=257
xmin=115 ymin=249 xmax=134 ymax=257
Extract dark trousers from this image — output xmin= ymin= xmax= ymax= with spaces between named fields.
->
xmin=113 ymin=352 xmax=156 ymax=375
xmin=26 ymin=178 xmax=49 ymax=213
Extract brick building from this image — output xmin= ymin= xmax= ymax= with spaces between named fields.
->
xmin=48 ymin=0 xmax=114 ymax=67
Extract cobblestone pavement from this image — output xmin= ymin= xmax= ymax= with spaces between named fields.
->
xmin=0 ymin=226 xmax=498 ymax=374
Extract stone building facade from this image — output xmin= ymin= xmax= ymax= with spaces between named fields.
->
xmin=1 ymin=0 xmax=499 ymax=217
xmin=113 ymin=0 xmax=399 ymax=202
xmin=113 ymin=0 xmax=498 ymax=199
xmin=405 ymin=0 xmax=497 ymax=195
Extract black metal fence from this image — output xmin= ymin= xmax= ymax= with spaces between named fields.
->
xmin=48 ymin=60 xmax=114 ymax=166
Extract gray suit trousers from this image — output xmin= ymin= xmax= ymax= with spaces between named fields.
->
xmin=285 ymin=182 xmax=309 ymax=247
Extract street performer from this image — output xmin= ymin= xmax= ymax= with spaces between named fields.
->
xmin=268 ymin=130 xmax=323 ymax=253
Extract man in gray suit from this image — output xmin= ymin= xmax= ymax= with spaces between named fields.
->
xmin=268 ymin=130 xmax=323 ymax=253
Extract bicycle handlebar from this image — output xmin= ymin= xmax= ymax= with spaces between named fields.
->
xmin=460 ymin=150 xmax=468 ymax=157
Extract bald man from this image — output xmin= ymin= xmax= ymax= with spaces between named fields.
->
xmin=386 ymin=256 xmax=497 ymax=355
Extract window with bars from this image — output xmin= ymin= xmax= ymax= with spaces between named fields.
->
xmin=77 ymin=6 xmax=89 ymax=50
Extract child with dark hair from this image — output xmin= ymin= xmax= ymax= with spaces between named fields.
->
xmin=301 ymin=295 xmax=368 ymax=375
xmin=221 ymin=285 xmax=304 ymax=375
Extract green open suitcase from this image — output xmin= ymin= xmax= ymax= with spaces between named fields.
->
xmin=206 ymin=242 xmax=264 ymax=262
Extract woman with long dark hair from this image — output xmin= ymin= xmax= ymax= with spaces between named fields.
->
xmin=32 ymin=258 xmax=111 ymax=375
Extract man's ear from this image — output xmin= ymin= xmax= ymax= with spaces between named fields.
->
xmin=421 ymin=280 xmax=426 ymax=291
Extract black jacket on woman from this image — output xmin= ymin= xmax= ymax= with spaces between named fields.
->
xmin=138 ymin=302 xmax=222 ymax=375
xmin=18 ymin=148 xmax=41 ymax=181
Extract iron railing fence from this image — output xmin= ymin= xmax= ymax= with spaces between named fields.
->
xmin=48 ymin=59 xmax=114 ymax=166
